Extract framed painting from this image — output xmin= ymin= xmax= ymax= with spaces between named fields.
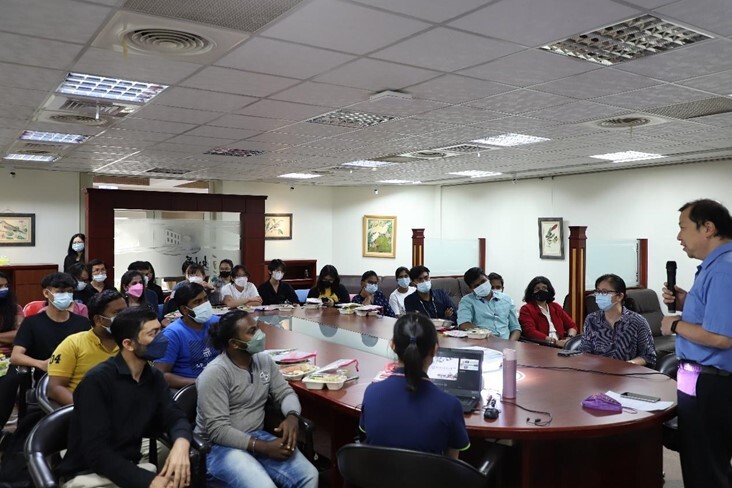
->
xmin=538 ymin=217 xmax=564 ymax=259
xmin=0 ymin=213 xmax=35 ymax=246
xmin=363 ymin=215 xmax=396 ymax=258
xmin=264 ymin=213 xmax=293 ymax=240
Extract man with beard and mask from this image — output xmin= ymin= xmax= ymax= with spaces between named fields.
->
xmin=457 ymin=267 xmax=521 ymax=340
xmin=10 ymin=272 xmax=90 ymax=382
xmin=58 ymin=307 xmax=191 ymax=488
xmin=518 ymin=276 xmax=577 ymax=347
xmin=404 ymin=265 xmax=456 ymax=324
xmin=196 ymin=310 xmax=318 ymax=488
xmin=47 ymin=289 xmax=126 ymax=406
xmin=154 ymin=282 xmax=220 ymax=389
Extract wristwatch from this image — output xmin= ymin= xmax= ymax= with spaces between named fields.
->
xmin=671 ymin=319 xmax=681 ymax=334
xmin=285 ymin=410 xmax=300 ymax=419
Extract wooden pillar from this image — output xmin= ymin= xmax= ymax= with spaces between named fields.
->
xmin=478 ymin=238 xmax=486 ymax=270
xmin=638 ymin=238 xmax=648 ymax=289
xmin=411 ymin=229 xmax=425 ymax=267
xmin=568 ymin=226 xmax=588 ymax=330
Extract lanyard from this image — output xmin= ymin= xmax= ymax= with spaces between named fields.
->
xmin=419 ymin=298 xmax=438 ymax=318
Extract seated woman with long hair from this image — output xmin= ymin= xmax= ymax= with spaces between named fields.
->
xmin=518 ymin=276 xmax=577 ymax=347
xmin=359 ymin=313 xmax=469 ymax=458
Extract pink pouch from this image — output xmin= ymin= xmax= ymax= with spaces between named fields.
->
xmin=582 ymin=393 xmax=623 ymax=413
xmin=678 ymin=363 xmax=700 ymax=397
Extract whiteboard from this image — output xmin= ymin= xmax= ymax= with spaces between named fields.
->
xmin=424 ymin=238 xmax=480 ymax=276
xmin=586 ymin=239 xmax=640 ymax=288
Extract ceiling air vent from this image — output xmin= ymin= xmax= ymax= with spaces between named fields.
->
xmin=542 ymin=15 xmax=712 ymax=65
xmin=645 ymin=97 xmax=732 ymax=119
xmin=47 ymin=114 xmax=110 ymax=127
xmin=8 ymin=141 xmax=68 ymax=155
xmin=204 ymin=148 xmax=265 ymax=157
xmin=399 ymin=143 xmax=494 ymax=160
xmin=122 ymin=28 xmax=213 ymax=56
xmin=41 ymin=94 xmax=140 ymax=120
xmin=374 ymin=155 xmax=424 ymax=163
xmin=587 ymin=113 xmax=669 ymax=130
xmin=59 ymin=99 xmax=129 ymax=116
xmin=145 ymin=167 xmax=191 ymax=175
xmin=307 ymin=109 xmax=395 ymax=129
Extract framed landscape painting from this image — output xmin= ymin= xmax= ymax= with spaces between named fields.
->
xmin=363 ymin=215 xmax=396 ymax=258
xmin=264 ymin=213 xmax=292 ymax=240
xmin=538 ymin=217 xmax=564 ymax=259
xmin=0 ymin=213 xmax=35 ymax=246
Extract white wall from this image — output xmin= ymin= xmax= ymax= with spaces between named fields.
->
xmin=0 ymin=169 xmax=80 ymax=269
xmin=440 ymin=160 xmax=732 ymax=305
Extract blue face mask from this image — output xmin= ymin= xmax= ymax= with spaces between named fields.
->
xmin=76 ymin=281 xmax=87 ymax=291
xmin=473 ymin=281 xmax=492 ymax=298
xmin=595 ymin=294 xmax=615 ymax=311
xmin=137 ymin=333 xmax=169 ymax=361
xmin=491 ymin=289 xmax=504 ymax=300
xmin=234 ymin=329 xmax=266 ymax=355
xmin=72 ymin=242 xmax=85 ymax=253
xmin=189 ymin=301 xmax=213 ymax=324
xmin=365 ymin=283 xmax=378 ymax=294
xmin=416 ymin=281 xmax=432 ymax=294
xmin=51 ymin=292 xmax=74 ymax=310
xmin=0 ymin=288 xmax=8 ymax=298
xmin=397 ymin=277 xmax=410 ymax=289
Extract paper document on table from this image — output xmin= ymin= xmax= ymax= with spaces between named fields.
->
xmin=606 ymin=391 xmax=674 ymax=412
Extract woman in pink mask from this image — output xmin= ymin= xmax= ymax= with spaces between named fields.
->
xmin=120 ymin=270 xmax=151 ymax=310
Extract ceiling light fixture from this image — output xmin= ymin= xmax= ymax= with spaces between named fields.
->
xmin=590 ymin=151 xmax=665 ymax=163
xmin=472 ymin=133 xmax=550 ymax=147
xmin=20 ymin=130 xmax=91 ymax=144
xmin=3 ymin=153 xmax=58 ymax=162
xmin=342 ymin=160 xmax=395 ymax=169
xmin=448 ymin=170 xmax=503 ymax=178
xmin=57 ymin=72 xmax=168 ymax=104
xmin=278 ymin=173 xmax=321 ymax=179
xmin=307 ymin=109 xmax=395 ymax=129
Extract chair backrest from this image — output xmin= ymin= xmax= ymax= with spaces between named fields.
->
xmin=24 ymin=405 xmax=74 ymax=488
xmin=23 ymin=300 xmax=47 ymax=317
xmin=36 ymin=373 xmax=62 ymax=415
xmin=563 ymin=335 xmax=583 ymax=351
xmin=337 ymin=443 xmax=488 ymax=488
xmin=295 ymin=289 xmax=308 ymax=304
xmin=173 ymin=383 xmax=198 ymax=425
xmin=656 ymin=354 xmax=679 ymax=379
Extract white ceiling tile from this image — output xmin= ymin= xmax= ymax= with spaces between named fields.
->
xmin=261 ymin=0 xmax=431 ymax=55
xmin=413 ymin=105 xmax=505 ymax=127
xmin=165 ymin=134 xmax=237 ymax=147
xmin=351 ymin=0 xmax=492 ymax=22
xmin=622 ymin=0 xmax=680 ymax=8
xmin=348 ymin=98 xmax=449 ymax=116
xmin=216 ymin=37 xmax=356 ymax=79
xmin=271 ymin=82 xmax=371 ymax=107
xmin=116 ymin=118 xmax=198 ymax=134
xmin=657 ymin=0 xmax=732 ymax=37
xmin=153 ymin=87 xmax=257 ymax=113
xmin=534 ymin=68 xmax=660 ymax=99
xmin=274 ymin=122 xmax=358 ymax=137
xmin=448 ymin=0 xmax=641 ymax=47
xmin=405 ymin=75 xmax=513 ymax=104
xmin=615 ymin=40 xmax=732 ymax=82
xmin=180 ymin=67 xmax=300 ymax=97
xmin=458 ymin=49 xmax=598 ymax=87
xmin=98 ymin=128 xmax=173 ymax=143
xmin=238 ymin=100 xmax=330 ymax=120
xmin=676 ymin=70 xmax=732 ymax=96
xmin=186 ymin=125 xmax=262 ymax=140
xmin=73 ymin=48 xmax=201 ymax=85
xmin=208 ymin=114 xmax=289 ymax=131
xmin=371 ymin=28 xmax=523 ymax=72
xmin=0 ymin=0 xmax=111 ymax=44
xmin=224 ymin=140 xmax=289 ymax=152
xmin=466 ymin=89 xmax=575 ymax=114
xmin=245 ymin=132 xmax=322 ymax=145
xmin=369 ymin=118 xmax=462 ymax=136
xmin=136 ymin=105 xmax=222 ymax=125
xmin=595 ymin=84 xmax=712 ymax=109
xmin=481 ymin=115 xmax=561 ymax=132
xmin=0 ymin=87 xmax=49 ymax=109
xmin=314 ymin=58 xmax=440 ymax=91
xmin=0 ymin=33 xmax=83 ymax=70
xmin=147 ymin=142 xmax=211 ymax=154
xmin=0 ymin=64 xmax=64 ymax=92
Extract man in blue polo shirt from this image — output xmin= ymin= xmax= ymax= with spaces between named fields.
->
xmin=457 ymin=267 xmax=520 ymax=340
xmin=660 ymin=199 xmax=732 ymax=487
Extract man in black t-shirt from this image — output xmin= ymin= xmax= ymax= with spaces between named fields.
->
xmin=10 ymin=272 xmax=90 ymax=380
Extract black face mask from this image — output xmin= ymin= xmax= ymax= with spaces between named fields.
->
xmin=219 ymin=271 xmax=231 ymax=278
xmin=533 ymin=290 xmax=554 ymax=302
xmin=321 ymin=281 xmax=334 ymax=288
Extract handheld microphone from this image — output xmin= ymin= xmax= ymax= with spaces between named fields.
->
xmin=666 ymin=261 xmax=677 ymax=313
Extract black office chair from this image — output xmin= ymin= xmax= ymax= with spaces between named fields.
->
xmin=563 ymin=335 xmax=583 ymax=351
xmin=23 ymin=405 xmax=73 ymax=488
xmin=36 ymin=374 xmax=62 ymax=415
xmin=263 ymin=396 xmax=318 ymax=464
xmin=656 ymin=354 xmax=679 ymax=452
xmin=337 ymin=443 xmax=498 ymax=488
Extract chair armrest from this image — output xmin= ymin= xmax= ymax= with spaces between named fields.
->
xmin=296 ymin=415 xmax=315 ymax=436
xmin=191 ymin=433 xmax=210 ymax=454
xmin=27 ymin=452 xmax=59 ymax=488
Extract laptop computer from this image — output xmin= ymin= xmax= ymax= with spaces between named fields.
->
xmin=427 ymin=347 xmax=483 ymax=414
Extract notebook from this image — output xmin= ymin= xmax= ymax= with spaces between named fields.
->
xmin=427 ymin=347 xmax=483 ymax=414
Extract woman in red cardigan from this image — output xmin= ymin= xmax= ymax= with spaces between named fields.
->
xmin=519 ymin=276 xmax=578 ymax=347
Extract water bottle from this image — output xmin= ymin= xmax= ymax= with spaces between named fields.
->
xmin=503 ymin=348 xmax=517 ymax=399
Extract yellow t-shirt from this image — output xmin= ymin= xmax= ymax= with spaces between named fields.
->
xmin=319 ymin=287 xmax=340 ymax=304
xmin=48 ymin=329 xmax=119 ymax=392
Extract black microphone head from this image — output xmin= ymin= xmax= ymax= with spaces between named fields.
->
xmin=666 ymin=261 xmax=677 ymax=270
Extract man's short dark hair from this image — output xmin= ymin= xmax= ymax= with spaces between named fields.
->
xmin=68 ymin=262 xmax=88 ymax=280
xmin=186 ymin=263 xmax=205 ymax=276
xmin=41 ymin=272 xmax=76 ymax=290
xmin=679 ymin=199 xmax=732 ymax=239
xmin=268 ymin=259 xmax=286 ymax=272
xmin=88 ymin=289 xmax=124 ymax=321
xmin=127 ymin=261 xmax=150 ymax=272
xmin=463 ymin=267 xmax=485 ymax=287
xmin=110 ymin=307 xmax=158 ymax=347
xmin=487 ymin=272 xmax=504 ymax=286
xmin=175 ymin=282 xmax=206 ymax=311
xmin=88 ymin=258 xmax=105 ymax=268
xmin=232 ymin=265 xmax=249 ymax=277
xmin=408 ymin=265 xmax=430 ymax=281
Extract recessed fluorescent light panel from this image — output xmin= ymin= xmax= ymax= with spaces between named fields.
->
xmin=472 ymin=133 xmax=550 ymax=147
xmin=342 ymin=160 xmax=395 ymax=168
xmin=307 ymin=109 xmax=395 ymax=129
xmin=542 ymin=15 xmax=712 ymax=66
xmin=278 ymin=173 xmax=321 ymax=179
xmin=378 ymin=180 xmax=421 ymax=184
xmin=448 ymin=170 xmax=503 ymax=178
xmin=57 ymin=72 xmax=168 ymax=103
xmin=590 ymin=151 xmax=665 ymax=163
xmin=20 ymin=130 xmax=90 ymax=144
xmin=204 ymin=148 xmax=265 ymax=157
xmin=4 ymin=153 xmax=58 ymax=162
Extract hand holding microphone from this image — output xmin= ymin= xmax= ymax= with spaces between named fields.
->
xmin=663 ymin=260 xmax=687 ymax=313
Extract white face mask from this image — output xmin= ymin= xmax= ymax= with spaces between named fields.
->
xmin=235 ymin=277 xmax=248 ymax=288
xmin=272 ymin=271 xmax=284 ymax=281
xmin=188 ymin=276 xmax=203 ymax=284
xmin=92 ymin=273 xmax=107 ymax=283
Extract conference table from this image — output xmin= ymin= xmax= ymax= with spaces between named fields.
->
xmin=251 ymin=306 xmax=677 ymax=488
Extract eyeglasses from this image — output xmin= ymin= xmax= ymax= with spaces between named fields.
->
xmin=593 ymin=289 xmax=618 ymax=297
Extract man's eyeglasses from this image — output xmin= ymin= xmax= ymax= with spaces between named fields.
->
xmin=593 ymin=289 xmax=618 ymax=297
